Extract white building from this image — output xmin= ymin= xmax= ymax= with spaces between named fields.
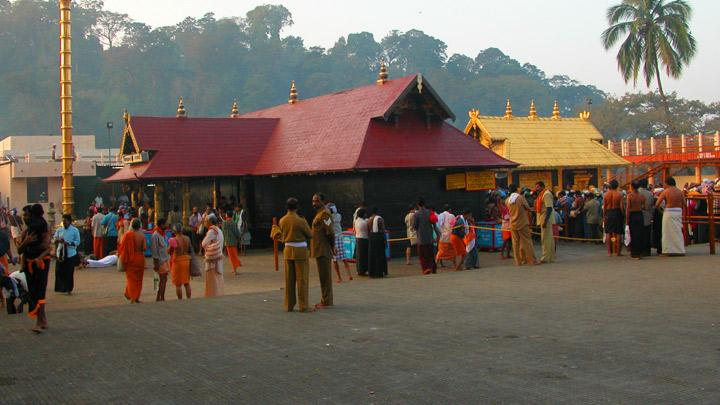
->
xmin=0 ymin=135 xmax=119 ymax=222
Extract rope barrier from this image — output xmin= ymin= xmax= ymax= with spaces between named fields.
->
xmin=386 ymin=225 xmax=604 ymax=243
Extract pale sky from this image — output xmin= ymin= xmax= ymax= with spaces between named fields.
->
xmin=103 ymin=0 xmax=720 ymax=102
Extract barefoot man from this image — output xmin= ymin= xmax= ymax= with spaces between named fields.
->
xmin=119 ymin=219 xmax=146 ymax=304
xmin=271 ymin=198 xmax=314 ymax=313
xmin=506 ymin=184 xmax=539 ymax=266
xmin=655 ymin=177 xmax=686 ymax=256
xmin=535 ymin=181 xmax=555 ymax=263
xmin=603 ymin=180 xmax=624 ymax=256
xmin=311 ymin=193 xmax=335 ymax=309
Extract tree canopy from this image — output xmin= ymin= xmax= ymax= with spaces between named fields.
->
xmin=0 ymin=1 xmax=712 ymax=148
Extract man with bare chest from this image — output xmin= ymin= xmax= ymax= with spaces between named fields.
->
xmin=603 ymin=180 xmax=624 ymax=256
xmin=656 ymin=177 xmax=686 ymax=256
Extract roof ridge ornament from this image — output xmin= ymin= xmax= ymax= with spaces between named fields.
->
xmin=552 ymin=100 xmax=561 ymax=119
xmin=123 ymin=108 xmax=130 ymax=124
xmin=230 ymin=100 xmax=240 ymax=118
xmin=176 ymin=97 xmax=186 ymax=118
xmin=504 ymin=98 xmax=513 ymax=119
xmin=417 ymin=74 xmax=423 ymax=94
xmin=579 ymin=110 xmax=591 ymax=120
xmin=288 ymin=81 xmax=298 ymax=104
xmin=528 ymin=99 xmax=537 ymax=119
xmin=377 ymin=61 xmax=389 ymax=85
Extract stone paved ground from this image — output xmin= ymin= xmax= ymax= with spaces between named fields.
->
xmin=2 ymin=243 xmax=719 ymax=404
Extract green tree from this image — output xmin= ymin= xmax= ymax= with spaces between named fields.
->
xmin=245 ymin=4 xmax=293 ymax=42
xmin=601 ymin=0 xmax=697 ymax=134
xmin=381 ymin=29 xmax=447 ymax=75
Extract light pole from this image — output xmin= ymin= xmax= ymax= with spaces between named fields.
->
xmin=106 ymin=121 xmax=114 ymax=165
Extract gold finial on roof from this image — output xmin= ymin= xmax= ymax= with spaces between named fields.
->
xmin=579 ymin=110 xmax=591 ymax=120
xmin=288 ymin=81 xmax=298 ymax=104
xmin=377 ymin=61 xmax=389 ymax=85
xmin=504 ymin=98 xmax=513 ymax=119
xmin=123 ymin=108 xmax=130 ymax=124
xmin=469 ymin=108 xmax=480 ymax=120
xmin=528 ymin=99 xmax=537 ymax=119
xmin=230 ymin=100 xmax=240 ymax=118
xmin=176 ymin=97 xmax=186 ymax=118
xmin=552 ymin=100 xmax=560 ymax=119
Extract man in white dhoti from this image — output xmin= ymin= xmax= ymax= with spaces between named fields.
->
xmin=656 ymin=177 xmax=686 ymax=256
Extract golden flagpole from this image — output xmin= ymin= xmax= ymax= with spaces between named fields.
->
xmin=60 ymin=0 xmax=74 ymax=215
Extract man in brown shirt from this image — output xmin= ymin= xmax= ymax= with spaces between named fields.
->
xmin=506 ymin=184 xmax=538 ymax=266
xmin=311 ymin=193 xmax=335 ymax=309
xmin=655 ymin=177 xmax=686 ymax=255
xmin=271 ymin=198 xmax=314 ymax=312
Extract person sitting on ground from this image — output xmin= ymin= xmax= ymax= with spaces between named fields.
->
xmin=80 ymin=251 xmax=118 ymax=268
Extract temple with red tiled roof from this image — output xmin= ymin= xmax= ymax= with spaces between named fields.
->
xmin=106 ymin=66 xmax=517 ymax=244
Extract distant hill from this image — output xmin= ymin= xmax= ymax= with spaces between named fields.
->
xmin=0 ymin=1 xmax=607 ymax=146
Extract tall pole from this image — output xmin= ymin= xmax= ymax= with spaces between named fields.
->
xmin=60 ymin=0 xmax=74 ymax=215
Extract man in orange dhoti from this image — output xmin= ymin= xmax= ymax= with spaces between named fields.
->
xmin=119 ymin=219 xmax=146 ymax=303
xmin=222 ymin=213 xmax=242 ymax=275
xmin=435 ymin=205 xmax=458 ymax=268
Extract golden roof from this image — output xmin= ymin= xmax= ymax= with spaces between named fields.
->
xmin=469 ymin=115 xmax=629 ymax=170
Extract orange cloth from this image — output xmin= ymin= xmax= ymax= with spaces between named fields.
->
xmin=450 ymin=234 xmax=466 ymax=257
xmin=171 ymin=255 xmax=190 ymax=286
xmin=436 ymin=242 xmax=456 ymax=260
xmin=535 ymin=189 xmax=549 ymax=214
xmin=119 ymin=231 xmax=145 ymax=301
xmin=226 ymin=246 xmax=242 ymax=269
xmin=93 ymin=236 xmax=104 ymax=259
xmin=0 ymin=254 xmax=8 ymax=276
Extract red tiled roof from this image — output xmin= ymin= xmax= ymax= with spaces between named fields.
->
xmin=357 ymin=113 xmax=516 ymax=169
xmin=106 ymin=74 xmax=516 ymax=182
xmin=105 ymin=117 xmax=279 ymax=182
xmin=242 ymin=74 xmax=514 ymax=175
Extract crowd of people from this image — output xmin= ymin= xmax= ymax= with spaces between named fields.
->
xmin=0 ymin=193 xmax=256 ymax=331
xmin=2 ymin=175 xmax=718 ymax=324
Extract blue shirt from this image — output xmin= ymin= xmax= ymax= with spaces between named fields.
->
xmin=54 ymin=225 xmax=81 ymax=258
xmin=100 ymin=212 xmax=118 ymax=237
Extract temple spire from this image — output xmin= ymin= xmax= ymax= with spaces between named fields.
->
xmin=230 ymin=100 xmax=240 ymax=118
xmin=288 ymin=81 xmax=298 ymax=104
xmin=123 ymin=108 xmax=130 ymax=124
xmin=552 ymin=100 xmax=561 ymax=119
xmin=504 ymin=98 xmax=513 ymax=119
xmin=528 ymin=99 xmax=537 ymax=119
xmin=376 ymin=61 xmax=389 ymax=85
xmin=176 ymin=97 xmax=186 ymax=118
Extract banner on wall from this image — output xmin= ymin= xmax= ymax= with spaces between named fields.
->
xmin=466 ymin=171 xmax=496 ymax=191
xmin=518 ymin=171 xmax=553 ymax=189
xmin=445 ymin=173 xmax=467 ymax=191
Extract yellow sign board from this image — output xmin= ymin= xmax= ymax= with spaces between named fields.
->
xmin=518 ymin=171 xmax=553 ymax=189
xmin=466 ymin=171 xmax=496 ymax=191
xmin=445 ymin=173 xmax=467 ymax=191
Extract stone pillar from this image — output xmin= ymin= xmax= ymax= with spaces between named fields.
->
xmin=212 ymin=178 xmax=218 ymax=209
xmin=681 ymin=134 xmax=686 ymax=153
xmin=182 ymin=181 xmax=190 ymax=226
xmin=130 ymin=186 xmax=136 ymax=208
xmin=154 ymin=182 xmax=164 ymax=224
xmin=698 ymin=132 xmax=704 ymax=153
xmin=557 ymin=167 xmax=564 ymax=189
xmin=650 ymin=137 xmax=656 ymax=155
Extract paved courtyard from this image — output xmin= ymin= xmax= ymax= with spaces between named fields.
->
xmin=2 ymin=243 xmax=719 ymax=404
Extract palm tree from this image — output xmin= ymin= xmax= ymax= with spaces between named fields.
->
xmin=601 ymin=0 xmax=697 ymax=135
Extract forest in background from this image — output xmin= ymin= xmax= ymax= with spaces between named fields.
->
xmin=0 ymin=0 xmax=717 ymax=148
